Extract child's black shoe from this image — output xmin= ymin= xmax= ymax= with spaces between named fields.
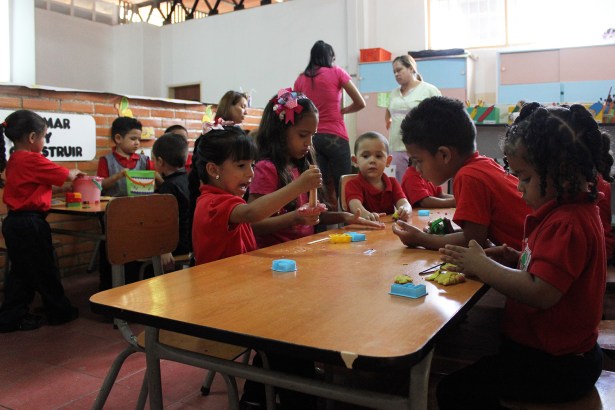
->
xmin=0 ymin=313 xmax=43 ymax=333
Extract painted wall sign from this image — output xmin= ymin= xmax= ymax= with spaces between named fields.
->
xmin=1 ymin=110 xmax=96 ymax=161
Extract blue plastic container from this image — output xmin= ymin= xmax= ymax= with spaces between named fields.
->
xmin=346 ymin=232 xmax=366 ymax=242
xmin=389 ymin=283 xmax=427 ymax=299
xmin=272 ymin=259 xmax=297 ymax=272
xmin=418 ymin=210 xmax=430 ymax=216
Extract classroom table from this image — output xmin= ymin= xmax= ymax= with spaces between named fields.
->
xmin=90 ymin=208 xmax=487 ymax=410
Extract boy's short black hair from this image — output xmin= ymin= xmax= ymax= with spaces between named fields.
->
xmin=111 ymin=117 xmax=142 ymax=140
xmin=353 ymin=131 xmax=389 ymax=155
xmin=400 ymin=96 xmax=476 ymax=155
xmin=153 ymin=133 xmax=188 ymax=168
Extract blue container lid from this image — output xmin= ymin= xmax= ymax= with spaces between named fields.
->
xmin=418 ymin=209 xmax=430 ymax=216
xmin=346 ymin=232 xmax=366 ymax=242
xmin=272 ymin=259 xmax=297 ymax=272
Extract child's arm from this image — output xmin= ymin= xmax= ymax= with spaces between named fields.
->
xmin=348 ymin=198 xmax=383 ymax=222
xmin=394 ymin=198 xmax=412 ymax=222
xmin=416 ymin=195 xmax=456 ymax=208
xmin=229 ymin=168 xmax=322 ymax=225
xmin=248 ymin=195 xmax=321 ymax=236
xmin=392 ymin=220 xmax=489 ymax=250
xmin=101 ymin=170 xmax=127 ymax=190
xmin=440 ymin=240 xmax=563 ymax=309
xmin=319 ymin=209 xmax=385 ymax=229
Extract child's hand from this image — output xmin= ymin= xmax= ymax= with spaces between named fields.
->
xmin=439 ymin=240 xmax=489 ymax=278
xmin=362 ymin=211 xmax=384 ymax=222
xmin=293 ymin=210 xmax=321 ymax=226
xmin=484 ymin=243 xmax=520 ymax=268
xmin=295 ymin=167 xmax=322 ymax=192
xmin=392 ymin=220 xmax=424 ymax=247
xmin=68 ymin=168 xmax=85 ymax=181
xmin=345 ymin=209 xmax=385 ymax=229
xmin=395 ymin=205 xmax=412 ymax=222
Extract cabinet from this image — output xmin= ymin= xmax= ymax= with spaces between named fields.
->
xmin=497 ymin=44 xmax=615 ymax=104
xmin=356 ymin=55 xmax=475 ymax=136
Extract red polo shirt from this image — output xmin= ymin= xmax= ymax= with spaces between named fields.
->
xmin=401 ymin=165 xmax=443 ymax=206
xmin=96 ymin=148 xmax=152 ymax=178
xmin=345 ymin=173 xmax=406 ymax=215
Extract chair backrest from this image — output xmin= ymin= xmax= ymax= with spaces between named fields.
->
xmin=105 ymin=194 xmax=178 ymax=266
xmin=339 ymin=174 xmax=358 ymax=212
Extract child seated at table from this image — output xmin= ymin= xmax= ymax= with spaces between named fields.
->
xmin=249 ymin=90 xmax=383 ymax=249
xmin=438 ymin=103 xmax=609 ymax=408
xmin=96 ymin=116 xmax=153 ymax=290
xmin=0 ymin=110 xmax=83 ymax=332
xmin=392 ymin=96 xmax=531 ymax=251
xmin=97 ymin=116 xmax=152 ymax=197
xmin=401 ymin=161 xmax=456 ymax=208
xmin=152 ymin=133 xmax=190 ymax=270
xmin=345 ymin=131 xmax=412 ymax=222
xmin=164 ymin=124 xmax=192 ymax=173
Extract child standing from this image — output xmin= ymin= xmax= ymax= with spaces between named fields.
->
xmin=345 ymin=131 xmax=412 ymax=222
xmin=96 ymin=117 xmax=153 ymax=290
xmin=188 ymin=125 xmax=321 ymax=265
xmin=392 ymin=96 xmax=531 ymax=251
xmin=401 ymin=162 xmax=456 ymax=208
xmin=249 ymin=90 xmax=383 ymax=249
xmin=0 ymin=110 xmax=82 ymax=332
xmin=437 ymin=103 xmax=608 ymax=408
xmin=97 ymin=116 xmax=152 ymax=197
xmin=152 ymin=133 xmax=190 ymax=270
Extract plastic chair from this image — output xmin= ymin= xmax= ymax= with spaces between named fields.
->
xmin=338 ymin=174 xmax=358 ymax=212
xmin=92 ymin=194 xmax=247 ymax=409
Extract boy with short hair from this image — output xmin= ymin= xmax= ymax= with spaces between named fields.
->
xmin=152 ymin=133 xmax=190 ymax=270
xmin=345 ymin=131 xmax=412 ymax=222
xmin=97 ymin=116 xmax=152 ymax=197
xmin=401 ymin=162 xmax=456 ymax=208
xmin=392 ymin=96 xmax=531 ymax=250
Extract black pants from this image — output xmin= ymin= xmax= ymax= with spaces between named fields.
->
xmin=241 ymin=351 xmax=317 ymax=409
xmin=0 ymin=212 xmax=75 ymax=326
xmin=313 ymin=133 xmax=351 ymax=202
xmin=437 ymin=337 xmax=603 ymax=409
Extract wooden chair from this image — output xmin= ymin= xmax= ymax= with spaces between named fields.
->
xmin=92 ymin=194 xmax=247 ymax=409
xmin=338 ymin=174 xmax=358 ymax=212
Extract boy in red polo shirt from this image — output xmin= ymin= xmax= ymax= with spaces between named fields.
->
xmin=345 ymin=131 xmax=412 ymax=222
xmin=392 ymin=96 xmax=531 ymax=250
xmin=97 ymin=116 xmax=152 ymax=197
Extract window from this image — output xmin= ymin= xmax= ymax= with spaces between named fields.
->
xmin=429 ymin=0 xmax=615 ymax=49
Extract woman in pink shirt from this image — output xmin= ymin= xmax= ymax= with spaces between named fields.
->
xmin=294 ymin=40 xmax=366 ymax=204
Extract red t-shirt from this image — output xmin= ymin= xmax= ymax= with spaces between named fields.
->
xmin=3 ymin=151 xmax=69 ymax=212
xmin=345 ymin=173 xmax=406 ymax=215
xmin=294 ymin=66 xmax=351 ymax=140
xmin=97 ymin=148 xmax=153 ymax=178
xmin=249 ymin=160 xmax=313 ymax=248
xmin=502 ymin=197 xmax=605 ymax=355
xmin=453 ymin=153 xmax=530 ymax=250
xmin=596 ymin=175 xmax=614 ymax=258
xmin=192 ymin=184 xmax=257 ymax=265
xmin=401 ymin=165 xmax=443 ymax=207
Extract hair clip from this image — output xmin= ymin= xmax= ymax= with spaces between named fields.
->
xmin=271 ymin=88 xmax=304 ymax=124
xmin=202 ymin=117 xmax=235 ymax=135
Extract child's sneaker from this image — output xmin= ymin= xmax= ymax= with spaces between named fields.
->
xmin=0 ymin=313 xmax=43 ymax=333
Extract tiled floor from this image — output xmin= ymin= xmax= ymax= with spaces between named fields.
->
xmin=0 ymin=273 xmax=613 ymax=410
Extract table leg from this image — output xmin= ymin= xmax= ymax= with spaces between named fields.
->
xmin=145 ymin=326 xmax=163 ymax=410
xmin=409 ymin=348 xmax=434 ymax=410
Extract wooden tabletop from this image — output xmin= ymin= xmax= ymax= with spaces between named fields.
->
xmin=91 ymin=208 xmax=486 ymax=370
xmin=49 ymin=199 xmax=109 ymax=216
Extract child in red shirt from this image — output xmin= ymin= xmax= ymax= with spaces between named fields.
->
xmin=188 ymin=125 xmax=321 ymax=264
xmin=392 ymin=96 xmax=531 ymax=251
xmin=345 ymin=131 xmax=412 ymax=221
xmin=401 ymin=164 xmax=456 ymax=208
xmin=0 ymin=110 xmax=83 ymax=332
xmin=438 ymin=103 xmax=608 ymax=408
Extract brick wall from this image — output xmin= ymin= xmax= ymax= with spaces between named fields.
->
xmin=0 ymin=85 xmax=263 ymax=283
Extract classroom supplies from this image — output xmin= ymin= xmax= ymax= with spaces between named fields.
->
xmin=418 ymin=210 xmax=430 ymax=216
xmin=65 ymin=192 xmax=82 ymax=208
xmin=73 ymin=176 xmax=103 ymax=203
xmin=125 ymin=170 xmax=156 ymax=196
xmin=425 ymin=263 xmax=465 ymax=286
xmin=389 ymin=282 xmax=427 ymax=299
xmin=272 ymin=259 xmax=297 ymax=272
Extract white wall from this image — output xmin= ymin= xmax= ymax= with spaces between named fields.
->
xmin=31 ymin=0 xmax=500 ymax=106
xmin=35 ymin=8 xmax=113 ymax=90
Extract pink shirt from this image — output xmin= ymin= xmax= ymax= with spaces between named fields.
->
xmin=294 ymin=66 xmax=351 ymax=140
xmin=250 ymin=160 xmax=313 ymax=248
